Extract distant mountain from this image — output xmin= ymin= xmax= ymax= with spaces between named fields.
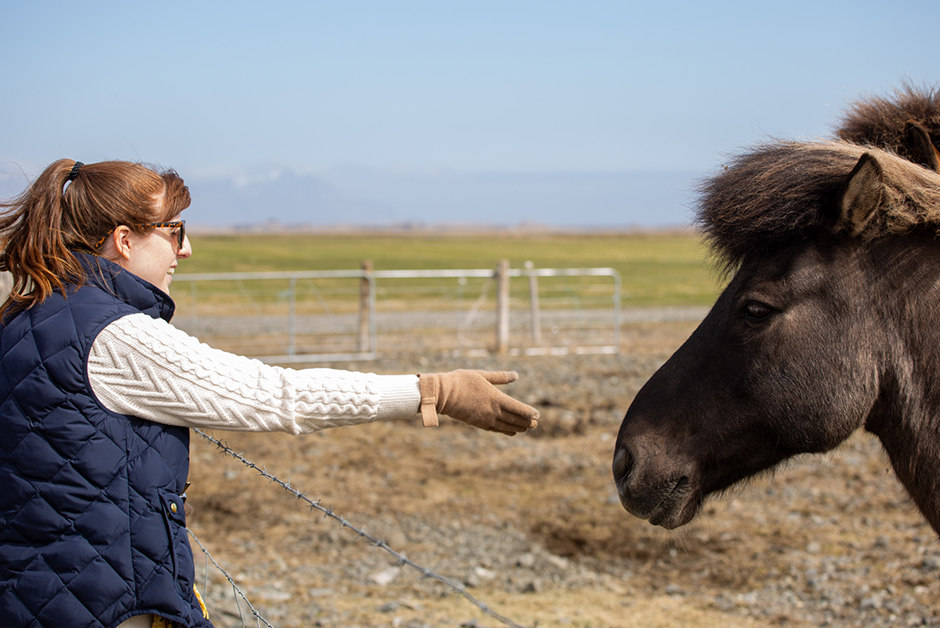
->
xmin=185 ymin=168 xmax=702 ymax=229
xmin=0 ymin=167 xmax=703 ymax=229
xmin=186 ymin=170 xmax=394 ymax=227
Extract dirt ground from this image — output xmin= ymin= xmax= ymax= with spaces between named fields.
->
xmin=185 ymin=317 xmax=940 ymax=628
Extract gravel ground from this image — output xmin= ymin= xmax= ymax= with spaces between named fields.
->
xmin=185 ymin=317 xmax=940 ymax=628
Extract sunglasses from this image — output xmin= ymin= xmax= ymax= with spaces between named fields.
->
xmin=94 ymin=220 xmax=186 ymax=250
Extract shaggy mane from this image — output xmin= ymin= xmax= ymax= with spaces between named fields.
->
xmin=696 ymin=140 xmax=940 ymax=271
xmin=836 ymin=83 xmax=940 ymax=160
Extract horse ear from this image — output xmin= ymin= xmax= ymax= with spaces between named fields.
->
xmin=834 ymin=152 xmax=884 ymax=236
xmin=904 ymin=121 xmax=940 ymax=172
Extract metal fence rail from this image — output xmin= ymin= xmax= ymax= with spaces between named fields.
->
xmin=171 ymin=263 xmax=621 ymax=363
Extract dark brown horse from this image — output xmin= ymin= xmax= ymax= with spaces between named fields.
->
xmin=613 ymin=86 xmax=940 ymax=535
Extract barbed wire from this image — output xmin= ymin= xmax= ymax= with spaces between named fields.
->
xmin=187 ymin=528 xmax=274 ymax=628
xmin=192 ymin=428 xmax=531 ymax=628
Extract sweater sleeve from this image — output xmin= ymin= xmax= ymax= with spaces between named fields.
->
xmin=87 ymin=313 xmax=421 ymax=434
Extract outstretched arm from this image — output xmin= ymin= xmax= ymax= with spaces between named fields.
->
xmin=89 ymin=314 xmax=540 ymax=437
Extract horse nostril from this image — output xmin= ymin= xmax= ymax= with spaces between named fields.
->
xmin=612 ymin=446 xmax=634 ymax=486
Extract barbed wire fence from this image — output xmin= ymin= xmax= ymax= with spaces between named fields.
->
xmin=190 ymin=428 xmax=532 ymax=628
xmin=187 ymin=528 xmax=274 ymax=628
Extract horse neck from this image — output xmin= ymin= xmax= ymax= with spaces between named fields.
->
xmin=864 ymin=237 xmax=940 ymax=534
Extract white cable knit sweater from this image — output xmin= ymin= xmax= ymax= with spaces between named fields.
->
xmin=88 ymin=312 xmax=422 ymax=432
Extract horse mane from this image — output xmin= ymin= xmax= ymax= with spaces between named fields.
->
xmin=697 ymin=87 xmax=940 ymax=272
xmin=836 ymin=83 xmax=940 ymax=161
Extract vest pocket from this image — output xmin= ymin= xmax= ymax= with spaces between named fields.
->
xmin=158 ymin=489 xmax=187 ymax=584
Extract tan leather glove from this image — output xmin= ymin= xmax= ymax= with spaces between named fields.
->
xmin=417 ymin=370 xmax=539 ymax=436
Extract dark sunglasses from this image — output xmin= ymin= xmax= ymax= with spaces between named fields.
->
xmin=94 ymin=220 xmax=186 ymax=250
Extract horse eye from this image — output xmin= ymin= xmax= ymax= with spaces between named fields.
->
xmin=741 ymin=301 xmax=775 ymax=322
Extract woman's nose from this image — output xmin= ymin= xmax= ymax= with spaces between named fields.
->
xmin=178 ymin=234 xmax=193 ymax=259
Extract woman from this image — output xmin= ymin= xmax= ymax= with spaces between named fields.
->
xmin=0 ymin=160 xmax=539 ymax=628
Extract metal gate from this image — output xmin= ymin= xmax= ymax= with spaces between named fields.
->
xmin=171 ymin=263 xmax=621 ymax=363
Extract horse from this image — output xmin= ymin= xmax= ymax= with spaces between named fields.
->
xmin=612 ymin=86 xmax=940 ymax=536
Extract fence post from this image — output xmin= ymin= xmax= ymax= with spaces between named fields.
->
xmin=496 ymin=259 xmax=509 ymax=354
xmin=524 ymin=261 xmax=542 ymax=345
xmin=359 ymin=260 xmax=372 ymax=353
xmin=287 ymin=276 xmax=297 ymax=356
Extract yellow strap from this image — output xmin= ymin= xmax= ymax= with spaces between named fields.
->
xmin=194 ymin=584 xmax=210 ymax=620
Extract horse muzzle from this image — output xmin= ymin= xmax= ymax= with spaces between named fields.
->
xmin=612 ymin=443 xmax=700 ymax=530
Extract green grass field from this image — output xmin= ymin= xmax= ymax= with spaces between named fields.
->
xmin=179 ymin=230 xmax=723 ymax=307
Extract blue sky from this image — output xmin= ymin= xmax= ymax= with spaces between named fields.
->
xmin=2 ymin=1 xmax=938 ymax=227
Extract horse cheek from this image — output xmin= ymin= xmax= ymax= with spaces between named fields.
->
xmin=755 ymin=308 xmax=873 ymax=454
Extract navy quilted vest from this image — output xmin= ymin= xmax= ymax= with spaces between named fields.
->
xmin=0 ymin=253 xmax=212 ymax=628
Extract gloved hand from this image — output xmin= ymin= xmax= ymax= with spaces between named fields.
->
xmin=417 ymin=370 xmax=539 ymax=436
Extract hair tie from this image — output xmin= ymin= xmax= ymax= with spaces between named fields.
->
xmin=67 ymin=161 xmax=83 ymax=182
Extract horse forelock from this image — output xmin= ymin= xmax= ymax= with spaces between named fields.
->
xmin=696 ymin=140 xmax=940 ymax=272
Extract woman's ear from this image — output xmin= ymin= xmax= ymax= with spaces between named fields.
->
xmin=105 ymin=226 xmax=134 ymax=261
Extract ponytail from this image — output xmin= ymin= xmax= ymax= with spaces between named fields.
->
xmin=0 ymin=160 xmax=84 ymax=317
